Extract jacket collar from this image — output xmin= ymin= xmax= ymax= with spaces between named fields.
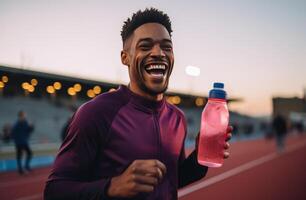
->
xmin=119 ymin=85 xmax=165 ymax=113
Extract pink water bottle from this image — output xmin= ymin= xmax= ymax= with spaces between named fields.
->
xmin=198 ymin=82 xmax=229 ymax=167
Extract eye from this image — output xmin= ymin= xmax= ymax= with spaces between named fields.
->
xmin=138 ymin=43 xmax=152 ymax=51
xmin=161 ymin=44 xmax=173 ymax=51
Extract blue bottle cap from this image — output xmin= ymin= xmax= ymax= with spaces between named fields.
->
xmin=209 ymin=82 xmax=227 ymax=99
xmin=213 ymin=82 xmax=224 ymax=89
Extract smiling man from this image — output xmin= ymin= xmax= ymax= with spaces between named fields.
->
xmin=121 ymin=20 xmax=174 ymax=100
xmin=44 ymin=8 xmax=231 ymax=200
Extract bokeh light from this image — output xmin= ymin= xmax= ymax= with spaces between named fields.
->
xmin=87 ymin=89 xmax=95 ymax=98
xmin=53 ymin=82 xmax=62 ymax=90
xmin=22 ymin=82 xmax=30 ymax=90
xmin=2 ymin=76 xmax=8 ymax=83
xmin=31 ymin=79 xmax=38 ymax=86
xmin=93 ymin=86 xmax=101 ymax=94
xmin=28 ymin=85 xmax=35 ymax=93
xmin=195 ymin=97 xmax=205 ymax=107
xmin=74 ymin=83 xmax=82 ymax=92
xmin=68 ymin=87 xmax=76 ymax=96
xmin=46 ymin=86 xmax=55 ymax=94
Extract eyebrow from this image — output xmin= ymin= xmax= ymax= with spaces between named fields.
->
xmin=137 ymin=38 xmax=172 ymax=45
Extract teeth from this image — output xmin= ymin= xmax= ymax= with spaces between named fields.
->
xmin=151 ymin=73 xmax=163 ymax=77
xmin=146 ymin=64 xmax=166 ymax=70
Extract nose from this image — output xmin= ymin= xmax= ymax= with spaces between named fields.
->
xmin=150 ymin=44 xmax=165 ymax=59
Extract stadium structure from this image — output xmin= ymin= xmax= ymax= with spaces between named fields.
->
xmin=0 ymin=65 xmax=272 ymax=172
xmin=0 ymin=65 xmax=261 ymax=148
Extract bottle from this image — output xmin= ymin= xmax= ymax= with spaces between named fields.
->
xmin=197 ymin=82 xmax=229 ymax=167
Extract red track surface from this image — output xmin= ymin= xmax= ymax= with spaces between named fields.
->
xmin=1 ymin=134 xmax=306 ymax=200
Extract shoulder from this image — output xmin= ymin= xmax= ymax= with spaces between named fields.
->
xmin=165 ymin=102 xmax=185 ymax=118
xmin=12 ymin=121 xmax=20 ymax=129
xmin=73 ymin=88 xmax=129 ymax=126
xmin=65 ymin=89 xmax=129 ymax=142
xmin=165 ymin=102 xmax=187 ymax=126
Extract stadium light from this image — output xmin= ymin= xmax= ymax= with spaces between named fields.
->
xmin=2 ymin=76 xmax=8 ymax=83
xmin=87 ymin=89 xmax=95 ymax=98
xmin=74 ymin=83 xmax=82 ymax=92
xmin=172 ymin=96 xmax=181 ymax=105
xmin=22 ymin=82 xmax=30 ymax=90
xmin=68 ymin=87 xmax=76 ymax=96
xmin=31 ymin=79 xmax=38 ymax=86
xmin=93 ymin=86 xmax=101 ymax=94
xmin=28 ymin=85 xmax=35 ymax=93
xmin=185 ymin=66 xmax=200 ymax=77
xmin=53 ymin=82 xmax=62 ymax=90
xmin=166 ymin=96 xmax=181 ymax=105
xmin=47 ymin=86 xmax=55 ymax=94
xmin=195 ymin=97 xmax=205 ymax=107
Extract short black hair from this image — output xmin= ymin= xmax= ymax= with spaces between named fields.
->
xmin=121 ymin=8 xmax=172 ymax=43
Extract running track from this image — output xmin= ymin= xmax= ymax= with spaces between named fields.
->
xmin=1 ymin=134 xmax=306 ymax=200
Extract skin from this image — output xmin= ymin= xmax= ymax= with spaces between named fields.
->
xmin=107 ymin=22 xmax=232 ymax=198
xmin=121 ymin=23 xmax=174 ymax=101
xmin=19 ymin=111 xmax=26 ymax=121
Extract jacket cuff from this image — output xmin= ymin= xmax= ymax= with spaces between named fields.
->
xmin=81 ymin=178 xmax=112 ymax=200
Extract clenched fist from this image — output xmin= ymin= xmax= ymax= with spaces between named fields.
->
xmin=107 ymin=159 xmax=167 ymax=198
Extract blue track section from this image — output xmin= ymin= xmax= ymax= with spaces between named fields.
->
xmin=0 ymin=156 xmax=55 ymax=172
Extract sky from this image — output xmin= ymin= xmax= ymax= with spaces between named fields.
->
xmin=0 ymin=0 xmax=306 ymax=117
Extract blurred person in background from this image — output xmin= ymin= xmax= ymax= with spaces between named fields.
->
xmin=60 ymin=118 xmax=70 ymax=141
xmin=1 ymin=123 xmax=12 ymax=143
xmin=11 ymin=110 xmax=34 ymax=174
xmin=44 ymin=8 xmax=232 ymax=200
xmin=272 ymin=114 xmax=287 ymax=153
xmin=232 ymin=123 xmax=239 ymax=138
xmin=61 ymin=106 xmax=77 ymax=141
xmin=295 ymin=121 xmax=304 ymax=134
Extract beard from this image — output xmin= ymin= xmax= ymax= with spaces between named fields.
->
xmin=138 ymin=78 xmax=169 ymax=96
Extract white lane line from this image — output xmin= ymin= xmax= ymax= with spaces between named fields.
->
xmin=16 ymin=194 xmax=41 ymax=200
xmin=0 ymin=175 xmax=47 ymax=188
xmin=178 ymin=141 xmax=306 ymax=198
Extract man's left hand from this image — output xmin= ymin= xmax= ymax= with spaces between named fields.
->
xmin=224 ymin=126 xmax=232 ymax=159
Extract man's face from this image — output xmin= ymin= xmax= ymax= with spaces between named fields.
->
xmin=123 ymin=23 xmax=174 ymax=96
xmin=19 ymin=112 xmax=26 ymax=121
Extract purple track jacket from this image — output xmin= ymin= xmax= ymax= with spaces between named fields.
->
xmin=44 ymin=85 xmax=207 ymax=200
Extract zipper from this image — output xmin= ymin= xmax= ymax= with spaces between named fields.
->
xmin=153 ymin=112 xmax=162 ymax=199
xmin=153 ymin=112 xmax=162 ymax=161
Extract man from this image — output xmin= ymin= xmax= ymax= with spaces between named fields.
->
xmin=272 ymin=114 xmax=287 ymax=153
xmin=11 ymin=111 xmax=34 ymax=174
xmin=44 ymin=8 xmax=231 ymax=200
xmin=1 ymin=123 xmax=12 ymax=143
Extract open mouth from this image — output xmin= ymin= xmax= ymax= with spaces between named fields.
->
xmin=144 ymin=64 xmax=167 ymax=78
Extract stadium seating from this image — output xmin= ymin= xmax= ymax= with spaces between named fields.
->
xmin=0 ymin=96 xmax=77 ymax=145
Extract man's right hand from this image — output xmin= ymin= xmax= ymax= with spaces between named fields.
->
xmin=107 ymin=159 xmax=167 ymax=198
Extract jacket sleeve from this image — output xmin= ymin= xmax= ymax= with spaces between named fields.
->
xmin=178 ymin=149 xmax=208 ymax=188
xmin=178 ymin=119 xmax=208 ymax=188
xmin=25 ymin=121 xmax=34 ymax=135
xmin=44 ymin=107 xmax=111 ymax=200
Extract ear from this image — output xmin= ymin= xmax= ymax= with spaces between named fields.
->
xmin=121 ymin=50 xmax=129 ymax=66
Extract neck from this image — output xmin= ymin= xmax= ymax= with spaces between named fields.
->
xmin=128 ymin=83 xmax=164 ymax=101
